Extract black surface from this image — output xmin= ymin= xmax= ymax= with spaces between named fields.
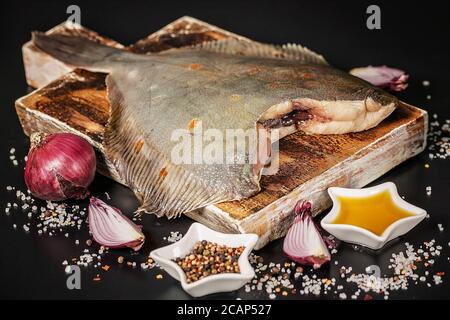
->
xmin=0 ymin=0 xmax=449 ymax=300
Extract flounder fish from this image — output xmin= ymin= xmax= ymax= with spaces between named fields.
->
xmin=32 ymin=32 xmax=398 ymax=218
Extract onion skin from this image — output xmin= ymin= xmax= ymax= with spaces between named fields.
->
xmin=88 ymin=197 xmax=145 ymax=251
xmin=283 ymin=201 xmax=331 ymax=269
xmin=349 ymin=66 xmax=409 ymax=92
xmin=24 ymin=132 xmax=96 ymax=201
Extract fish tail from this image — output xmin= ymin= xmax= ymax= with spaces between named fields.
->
xmin=32 ymin=32 xmax=120 ymax=72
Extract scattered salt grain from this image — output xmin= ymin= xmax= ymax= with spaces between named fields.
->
xmin=166 ymin=231 xmax=183 ymax=243
xmin=76 ymin=254 xmax=94 ymax=267
xmin=140 ymin=263 xmax=149 ymax=270
xmin=428 ymin=114 xmax=450 ymax=160
xmin=433 ymin=275 xmax=443 ymax=285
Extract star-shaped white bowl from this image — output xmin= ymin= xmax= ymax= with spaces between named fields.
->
xmin=150 ymin=223 xmax=258 ymax=297
xmin=321 ymin=182 xmax=427 ymax=250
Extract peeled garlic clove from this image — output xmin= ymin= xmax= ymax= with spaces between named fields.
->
xmin=88 ymin=197 xmax=145 ymax=251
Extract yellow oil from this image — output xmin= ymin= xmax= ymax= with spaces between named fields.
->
xmin=332 ymin=190 xmax=413 ymax=236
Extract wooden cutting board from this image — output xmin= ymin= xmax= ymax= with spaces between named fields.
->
xmin=16 ymin=16 xmax=427 ymax=249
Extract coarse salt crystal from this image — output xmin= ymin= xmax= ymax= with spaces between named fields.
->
xmin=339 ymin=293 xmax=347 ymax=299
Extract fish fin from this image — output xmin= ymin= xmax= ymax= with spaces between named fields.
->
xmin=104 ymin=74 xmax=236 ymax=218
xmin=188 ymin=38 xmax=327 ymax=65
xmin=32 ymin=32 xmax=121 ymax=72
xmin=279 ymin=43 xmax=327 ymax=65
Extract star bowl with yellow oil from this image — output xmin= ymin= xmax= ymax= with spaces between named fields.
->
xmin=321 ymin=182 xmax=427 ymax=250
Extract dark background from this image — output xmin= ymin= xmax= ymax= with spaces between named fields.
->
xmin=0 ymin=0 xmax=449 ymax=299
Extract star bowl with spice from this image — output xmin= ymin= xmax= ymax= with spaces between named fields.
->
xmin=150 ymin=223 xmax=258 ymax=297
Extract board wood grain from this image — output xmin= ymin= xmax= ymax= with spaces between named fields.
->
xmin=16 ymin=17 xmax=427 ymax=248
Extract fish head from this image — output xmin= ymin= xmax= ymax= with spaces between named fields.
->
xmin=258 ymin=63 xmax=399 ymax=135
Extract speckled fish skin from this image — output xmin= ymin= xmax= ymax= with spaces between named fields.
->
xmin=32 ymin=33 xmax=398 ymax=218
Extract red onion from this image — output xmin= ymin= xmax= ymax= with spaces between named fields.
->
xmin=283 ymin=201 xmax=331 ymax=269
xmin=88 ymin=197 xmax=145 ymax=251
xmin=349 ymin=66 xmax=409 ymax=92
xmin=24 ymin=132 xmax=96 ymax=201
